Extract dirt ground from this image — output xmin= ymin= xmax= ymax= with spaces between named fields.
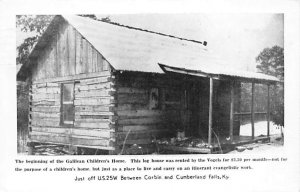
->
xmin=20 ymin=121 xmax=284 ymax=155
xmin=228 ymin=135 xmax=284 ymax=154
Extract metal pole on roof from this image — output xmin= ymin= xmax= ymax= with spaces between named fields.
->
xmin=208 ymin=78 xmax=213 ymax=147
xmin=251 ymin=82 xmax=255 ymax=139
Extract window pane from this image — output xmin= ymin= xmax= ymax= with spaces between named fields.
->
xmin=63 ymin=104 xmax=74 ymax=121
xmin=63 ymin=84 xmax=74 ymax=102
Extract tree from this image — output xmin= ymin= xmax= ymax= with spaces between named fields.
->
xmin=256 ymin=46 xmax=284 ymax=127
xmin=16 ymin=15 xmax=54 ymax=65
xmin=256 ymin=46 xmax=284 ymax=81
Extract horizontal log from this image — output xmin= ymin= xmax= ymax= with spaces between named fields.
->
xmin=117 ymin=117 xmax=164 ymax=126
xmin=75 ymin=90 xmax=115 ymax=98
xmin=74 ymin=121 xmax=113 ymax=129
xmin=117 ymin=110 xmax=180 ymax=120
xmin=31 ymin=106 xmax=60 ymax=113
xmin=117 ymin=87 xmax=148 ymax=94
xmin=31 ymin=112 xmax=60 ymax=119
xmin=116 ymin=74 xmax=183 ymax=89
xmin=31 ymin=100 xmax=60 ymax=106
xmin=74 ymin=118 xmax=115 ymax=124
xmin=30 ymin=132 xmax=69 ymax=143
xmin=75 ymin=82 xmax=114 ymax=91
xmin=31 ymin=127 xmax=68 ymax=134
xmin=33 ymin=83 xmax=46 ymax=88
xmin=72 ymin=129 xmax=113 ymax=138
xmin=118 ymin=124 xmax=166 ymax=132
xmin=32 ymin=93 xmax=60 ymax=101
xmin=71 ymin=135 xmax=113 ymax=146
xmin=80 ymin=76 xmax=113 ymax=85
xmin=32 ymin=83 xmax=60 ymax=89
xmin=76 ymin=115 xmax=117 ymax=121
xmin=31 ymin=127 xmax=114 ymax=138
xmin=74 ymin=98 xmax=114 ymax=106
xmin=75 ymin=106 xmax=114 ymax=112
xmin=32 ymin=99 xmax=60 ymax=104
xmin=31 ymin=119 xmax=60 ymax=127
xmin=46 ymin=82 xmax=60 ymax=87
xmin=116 ymin=103 xmax=148 ymax=111
xmin=117 ymin=110 xmax=164 ymax=117
xmin=33 ymin=71 xmax=112 ymax=84
xmin=76 ymin=111 xmax=114 ymax=116
xmin=32 ymin=87 xmax=60 ymax=94
xmin=117 ymin=93 xmax=148 ymax=104
xmin=30 ymin=132 xmax=111 ymax=146
xmin=164 ymin=101 xmax=181 ymax=105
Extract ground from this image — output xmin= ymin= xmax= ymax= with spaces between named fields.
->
xmin=20 ymin=120 xmax=284 ymax=155
xmin=228 ymin=121 xmax=284 ymax=154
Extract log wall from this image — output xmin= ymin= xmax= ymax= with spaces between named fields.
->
xmin=114 ymin=73 xmax=242 ymax=148
xmin=29 ymin=74 xmax=115 ymax=150
xmin=114 ymin=72 xmax=189 ymax=146
xmin=73 ymin=75 xmax=116 ymax=149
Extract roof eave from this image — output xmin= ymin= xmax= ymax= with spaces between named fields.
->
xmin=158 ymin=63 xmax=280 ymax=84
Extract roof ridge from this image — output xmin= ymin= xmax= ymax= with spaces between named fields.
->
xmin=78 ymin=15 xmax=207 ymax=46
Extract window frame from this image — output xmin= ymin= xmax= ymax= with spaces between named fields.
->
xmin=60 ymin=82 xmax=75 ymax=126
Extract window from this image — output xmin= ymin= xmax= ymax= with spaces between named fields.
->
xmin=149 ymin=88 xmax=182 ymax=110
xmin=149 ymin=88 xmax=159 ymax=110
xmin=61 ymin=83 xmax=74 ymax=125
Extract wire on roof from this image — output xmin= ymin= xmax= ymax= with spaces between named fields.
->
xmin=78 ymin=15 xmax=208 ymax=46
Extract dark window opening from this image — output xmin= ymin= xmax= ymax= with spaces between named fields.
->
xmin=61 ymin=83 xmax=74 ymax=125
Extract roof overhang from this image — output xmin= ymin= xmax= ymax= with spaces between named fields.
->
xmin=158 ymin=63 xmax=280 ymax=84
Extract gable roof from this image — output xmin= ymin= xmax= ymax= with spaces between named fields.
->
xmin=17 ymin=15 xmax=279 ymax=83
xmin=62 ymin=15 xmax=210 ymax=74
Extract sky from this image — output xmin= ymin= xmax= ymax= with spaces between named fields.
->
xmin=17 ymin=13 xmax=283 ymax=72
xmin=97 ymin=13 xmax=284 ymax=72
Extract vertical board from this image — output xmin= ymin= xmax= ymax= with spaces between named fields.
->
xmin=31 ymin=22 xmax=112 ymax=82
xmin=54 ymin=33 xmax=59 ymax=77
xmin=87 ymin=43 xmax=93 ymax=73
xmin=68 ymin=26 xmax=76 ymax=75
xmin=96 ymin=52 xmax=103 ymax=72
xmin=79 ymin=36 xmax=85 ymax=74
xmin=47 ymin=41 xmax=56 ymax=78
xmin=103 ymin=59 xmax=109 ymax=71
xmin=82 ymin=38 xmax=88 ymax=74
xmin=75 ymin=31 xmax=82 ymax=74
xmin=56 ymin=27 xmax=62 ymax=77
xmin=61 ymin=24 xmax=69 ymax=77
xmin=36 ymin=53 xmax=44 ymax=80
xmin=92 ymin=48 xmax=97 ymax=73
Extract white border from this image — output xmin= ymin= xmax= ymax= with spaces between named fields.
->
xmin=0 ymin=0 xmax=299 ymax=192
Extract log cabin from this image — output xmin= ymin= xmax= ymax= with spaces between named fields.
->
xmin=17 ymin=15 xmax=280 ymax=154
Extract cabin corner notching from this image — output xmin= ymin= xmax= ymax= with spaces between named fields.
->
xmin=17 ymin=15 xmax=280 ymax=155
